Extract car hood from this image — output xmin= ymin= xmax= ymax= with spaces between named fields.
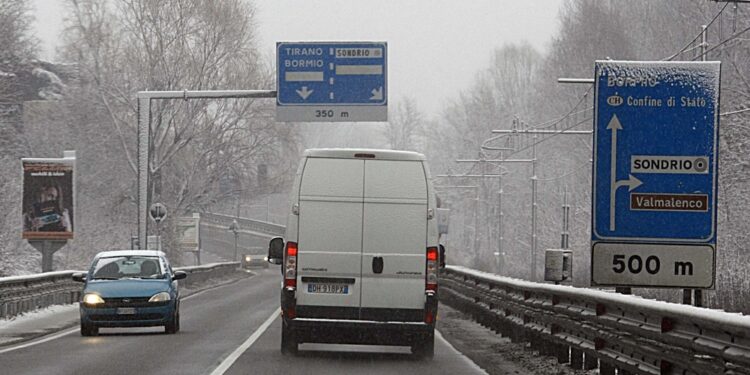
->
xmin=85 ymin=279 xmax=171 ymax=298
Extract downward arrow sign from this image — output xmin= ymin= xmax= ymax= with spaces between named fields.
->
xmin=296 ymin=86 xmax=313 ymax=100
xmin=370 ymin=87 xmax=383 ymax=101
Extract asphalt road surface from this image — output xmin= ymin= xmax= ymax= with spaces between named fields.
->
xmin=0 ymin=268 xmax=485 ymax=375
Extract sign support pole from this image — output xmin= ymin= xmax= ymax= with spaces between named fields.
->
xmin=136 ymin=90 xmax=276 ymax=249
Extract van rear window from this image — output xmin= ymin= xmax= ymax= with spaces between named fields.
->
xmin=300 ymin=158 xmax=364 ymax=198
xmin=365 ymin=160 xmax=426 ymax=199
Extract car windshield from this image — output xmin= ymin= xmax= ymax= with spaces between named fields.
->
xmin=90 ymin=256 xmax=164 ymax=280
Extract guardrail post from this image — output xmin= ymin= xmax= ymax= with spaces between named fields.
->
xmin=599 ymin=361 xmax=616 ymax=375
xmin=583 ymin=353 xmax=598 ymax=370
xmin=570 ymin=348 xmax=584 ymax=369
xmin=555 ymin=344 xmax=569 ymax=364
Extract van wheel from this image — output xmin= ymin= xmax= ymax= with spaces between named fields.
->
xmin=412 ymin=333 xmax=435 ymax=359
xmin=80 ymin=322 xmax=98 ymax=336
xmin=281 ymin=322 xmax=298 ymax=355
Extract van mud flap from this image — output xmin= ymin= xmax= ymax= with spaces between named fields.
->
xmin=425 ymin=291 xmax=438 ymax=325
xmin=281 ymin=288 xmax=296 ymax=319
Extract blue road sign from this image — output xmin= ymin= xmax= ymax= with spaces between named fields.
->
xmin=592 ymin=61 xmax=720 ymax=244
xmin=276 ymin=41 xmax=387 ymax=122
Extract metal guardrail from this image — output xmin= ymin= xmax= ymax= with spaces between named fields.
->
xmin=0 ymin=262 xmax=242 ymax=319
xmin=440 ymin=266 xmax=750 ymax=375
xmin=201 ymin=212 xmax=285 ymax=237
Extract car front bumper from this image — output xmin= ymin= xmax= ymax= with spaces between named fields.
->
xmin=80 ymin=302 xmax=175 ymax=327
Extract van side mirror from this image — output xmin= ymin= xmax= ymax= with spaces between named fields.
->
xmin=172 ymin=271 xmax=187 ymax=281
xmin=268 ymin=237 xmax=284 ymax=265
xmin=72 ymin=272 xmax=87 ymax=282
xmin=439 ymin=244 xmax=446 ymax=269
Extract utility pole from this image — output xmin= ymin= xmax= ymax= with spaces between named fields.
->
xmin=561 ymin=188 xmax=570 ymax=250
xmin=454 ymin=158 xmax=529 ymax=275
xmin=490 ymin=127 xmax=592 ymax=281
xmin=433 ymin=184 xmax=480 ymax=262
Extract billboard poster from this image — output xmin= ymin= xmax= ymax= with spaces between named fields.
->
xmin=177 ymin=214 xmax=200 ymax=252
xmin=22 ymin=160 xmax=74 ymax=240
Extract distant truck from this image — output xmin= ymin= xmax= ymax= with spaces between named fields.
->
xmin=268 ymin=148 xmax=442 ymax=358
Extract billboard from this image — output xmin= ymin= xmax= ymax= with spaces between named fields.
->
xmin=177 ymin=214 xmax=200 ymax=252
xmin=22 ymin=160 xmax=74 ymax=240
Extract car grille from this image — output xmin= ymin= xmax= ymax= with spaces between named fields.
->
xmin=88 ymin=314 xmax=163 ymax=321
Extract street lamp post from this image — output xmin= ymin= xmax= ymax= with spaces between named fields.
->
xmin=229 ymin=219 xmax=239 ymax=262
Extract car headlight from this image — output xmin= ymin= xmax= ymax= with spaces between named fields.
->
xmin=82 ymin=293 xmax=105 ymax=305
xmin=245 ymin=255 xmax=252 ymax=262
xmin=149 ymin=292 xmax=171 ymax=302
xmin=263 ymin=256 xmax=268 ymax=261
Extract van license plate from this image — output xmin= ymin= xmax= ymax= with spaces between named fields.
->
xmin=307 ymin=283 xmax=348 ymax=294
xmin=116 ymin=308 xmax=136 ymax=315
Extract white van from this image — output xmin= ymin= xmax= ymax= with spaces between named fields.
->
xmin=268 ymin=148 xmax=441 ymax=358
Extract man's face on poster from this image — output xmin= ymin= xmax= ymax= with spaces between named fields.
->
xmin=41 ymin=186 xmax=59 ymax=203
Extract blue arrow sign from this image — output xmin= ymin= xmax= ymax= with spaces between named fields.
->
xmin=592 ymin=61 xmax=720 ymax=243
xmin=276 ymin=42 xmax=387 ymax=122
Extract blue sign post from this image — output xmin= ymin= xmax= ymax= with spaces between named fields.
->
xmin=276 ymin=42 xmax=387 ymax=122
xmin=591 ymin=61 xmax=720 ymax=288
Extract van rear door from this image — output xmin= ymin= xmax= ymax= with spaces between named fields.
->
xmin=360 ymin=160 xmax=427 ymax=321
xmin=296 ymin=157 xmax=364 ymax=318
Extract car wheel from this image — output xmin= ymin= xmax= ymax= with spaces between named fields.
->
xmin=280 ymin=321 xmax=297 ymax=355
xmin=165 ymin=307 xmax=180 ymax=334
xmin=80 ymin=322 xmax=98 ymax=336
xmin=411 ymin=332 xmax=435 ymax=359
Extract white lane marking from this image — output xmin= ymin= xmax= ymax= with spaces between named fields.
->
xmin=0 ymin=326 xmax=79 ymax=354
xmin=436 ymin=330 xmax=489 ymax=375
xmin=209 ymin=307 xmax=280 ymax=375
xmin=0 ymin=273 xmax=260 ymax=353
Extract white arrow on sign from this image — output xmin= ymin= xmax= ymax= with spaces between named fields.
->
xmin=607 ymin=114 xmax=643 ymax=231
xmin=296 ymin=86 xmax=313 ymax=100
xmin=370 ymin=87 xmax=383 ymax=101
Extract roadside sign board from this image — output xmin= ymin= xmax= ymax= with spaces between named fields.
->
xmin=176 ymin=214 xmax=200 ymax=252
xmin=591 ymin=60 xmax=720 ymax=288
xmin=22 ymin=157 xmax=75 ymax=240
xmin=276 ymin=41 xmax=387 ymax=122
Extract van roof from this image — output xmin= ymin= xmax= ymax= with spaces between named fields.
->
xmin=304 ymin=148 xmax=425 ymax=161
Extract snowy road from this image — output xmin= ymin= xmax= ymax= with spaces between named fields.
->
xmin=0 ymin=268 xmax=486 ymax=375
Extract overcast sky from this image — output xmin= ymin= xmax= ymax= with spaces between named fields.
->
xmin=33 ymin=0 xmax=561 ymax=117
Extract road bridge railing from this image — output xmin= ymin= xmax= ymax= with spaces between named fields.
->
xmin=440 ymin=265 xmax=750 ymax=375
xmin=0 ymin=262 xmax=242 ymax=320
xmin=201 ymin=212 xmax=285 ymax=237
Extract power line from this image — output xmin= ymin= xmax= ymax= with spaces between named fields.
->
xmin=663 ymin=1 xmax=731 ymax=61
xmin=692 ymin=23 xmax=750 ymax=60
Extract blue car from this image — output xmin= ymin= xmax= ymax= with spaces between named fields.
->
xmin=72 ymin=250 xmax=186 ymax=336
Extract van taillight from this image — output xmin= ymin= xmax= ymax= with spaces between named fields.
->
xmin=284 ymin=242 xmax=298 ymax=288
xmin=426 ymin=246 xmax=438 ymax=292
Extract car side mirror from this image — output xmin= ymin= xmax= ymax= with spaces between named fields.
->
xmin=439 ymin=244 xmax=446 ymax=269
xmin=172 ymin=271 xmax=187 ymax=281
xmin=268 ymin=237 xmax=284 ymax=265
xmin=72 ymin=272 xmax=87 ymax=282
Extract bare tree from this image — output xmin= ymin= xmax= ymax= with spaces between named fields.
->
xmin=0 ymin=0 xmax=38 ymax=103
xmin=45 ymin=0 xmax=295 ymax=264
xmin=383 ymin=97 xmax=423 ymax=151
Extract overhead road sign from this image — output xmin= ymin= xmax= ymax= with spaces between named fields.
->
xmin=591 ymin=60 xmax=720 ymax=288
xmin=276 ymin=41 xmax=387 ymax=122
